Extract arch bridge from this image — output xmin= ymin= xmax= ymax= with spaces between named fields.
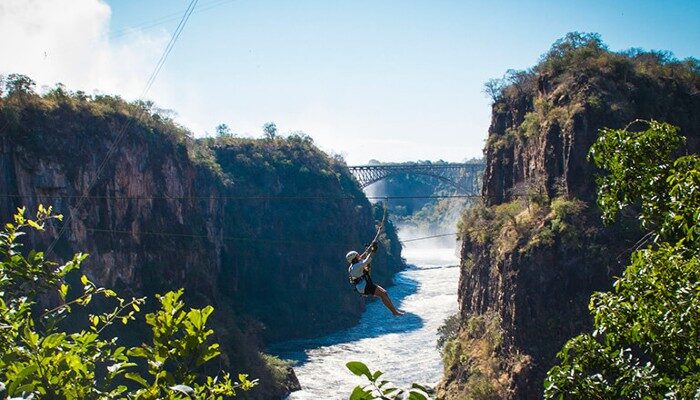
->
xmin=347 ymin=162 xmax=485 ymax=194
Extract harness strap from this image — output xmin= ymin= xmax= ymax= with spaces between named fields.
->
xmin=349 ymin=269 xmax=370 ymax=284
xmin=349 ymin=272 xmax=371 ymax=295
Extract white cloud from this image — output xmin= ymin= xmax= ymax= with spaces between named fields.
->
xmin=0 ymin=0 xmax=165 ymax=99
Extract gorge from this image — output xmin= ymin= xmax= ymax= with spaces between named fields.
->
xmin=0 ymin=81 xmax=404 ymax=398
xmin=0 ymin=31 xmax=698 ymax=400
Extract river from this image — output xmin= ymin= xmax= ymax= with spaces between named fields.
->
xmin=271 ymin=236 xmax=460 ymax=399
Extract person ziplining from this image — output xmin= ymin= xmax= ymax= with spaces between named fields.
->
xmin=346 ymin=200 xmax=404 ymax=317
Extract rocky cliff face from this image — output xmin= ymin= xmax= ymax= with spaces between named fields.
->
xmin=439 ymin=35 xmax=699 ymax=399
xmin=0 ymin=89 xmax=404 ymax=398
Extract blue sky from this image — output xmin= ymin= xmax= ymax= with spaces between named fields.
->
xmin=2 ymin=0 xmax=699 ymax=164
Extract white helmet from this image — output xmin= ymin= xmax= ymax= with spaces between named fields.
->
xmin=345 ymin=250 xmax=359 ymax=263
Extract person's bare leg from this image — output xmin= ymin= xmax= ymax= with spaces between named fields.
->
xmin=374 ymin=286 xmax=404 ymax=316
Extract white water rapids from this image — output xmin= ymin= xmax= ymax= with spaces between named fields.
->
xmin=271 ymin=234 xmax=460 ymax=399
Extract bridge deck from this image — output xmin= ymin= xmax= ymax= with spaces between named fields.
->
xmin=347 ymin=163 xmax=485 ymax=193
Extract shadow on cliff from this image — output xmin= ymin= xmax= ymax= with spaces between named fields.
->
xmin=269 ymin=273 xmax=423 ymax=364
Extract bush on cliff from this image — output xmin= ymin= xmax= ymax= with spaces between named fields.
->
xmin=545 ymin=121 xmax=700 ymax=398
xmin=0 ymin=206 xmax=256 ymax=399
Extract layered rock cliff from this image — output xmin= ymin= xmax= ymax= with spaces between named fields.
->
xmin=0 ymin=81 xmax=405 ymax=398
xmin=439 ymin=34 xmax=699 ymax=399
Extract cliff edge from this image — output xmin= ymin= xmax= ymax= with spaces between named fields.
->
xmin=438 ymin=33 xmax=699 ymax=399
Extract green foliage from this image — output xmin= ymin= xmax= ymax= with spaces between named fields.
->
xmin=483 ymin=69 xmax=536 ymax=104
xmin=262 ymin=122 xmax=278 ymax=139
xmin=436 ymin=314 xmax=460 ymax=350
xmin=538 ymin=32 xmax=607 ymax=75
xmin=520 ymin=111 xmax=540 ymax=138
xmin=544 ymin=122 xmax=700 ymax=399
xmin=0 ymin=75 xmax=193 ymax=150
xmin=440 ymin=338 xmax=463 ymax=375
xmin=125 ymin=290 xmax=258 ymax=399
xmin=438 ymin=312 xmax=511 ymax=400
xmin=460 ymin=192 xmax=590 ymax=262
xmin=589 ymin=120 xmax=694 ymax=243
xmin=487 ymin=109 xmax=544 ymax=150
xmin=259 ymin=353 xmax=294 ymax=385
xmin=0 ymin=207 xmax=256 ymax=399
xmin=346 ymin=361 xmax=433 ymax=400
xmin=2 ymin=74 xmax=37 ymax=97
xmin=458 ymin=200 xmax=523 ymax=246
xmin=215 ymin=123 xmax=234 ymax=138
xmin=546 ymin=242 xmax=700 ymax=399
xmin=464 ymin=313 xmax=503 ymax=351
xmin=545 ymin=197 xmax=587 ymax=249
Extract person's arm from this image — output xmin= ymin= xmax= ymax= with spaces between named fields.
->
xmin=359 ymin=247 xmax=370 ymax=259
xmin=359 ymin=241 xmax=374 ymax=259
xmin=361 ymin=252 xmax=373 ymax=265
xmin=361 ymin=242 xmax=378 ymax=271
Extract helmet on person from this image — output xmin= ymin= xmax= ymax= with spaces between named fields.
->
xmin=345 ymin=250 xmax=359 ymax=263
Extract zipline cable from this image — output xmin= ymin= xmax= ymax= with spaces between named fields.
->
xmin=84 ymin=227 xmax=461 ymax=246
xmin=45 ymin=1 xmax=233 ymax=60
xmin=142 ymin=0 xmax=198 ymax=97
xmin=401 ymin=233 xmax=459 ymax=243
xmin=2 ymin=194 xmax=492 ymax=202
xmin=111 ymin=0 xmax=235 ymax=40
xmin=85 ymin=227 xmax=349 ymax=247
xmin=46 ymin=0 xmax=200 ymax=256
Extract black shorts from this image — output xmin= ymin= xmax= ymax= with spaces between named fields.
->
xmin=363 ymin=275 xmax=377 ymax=296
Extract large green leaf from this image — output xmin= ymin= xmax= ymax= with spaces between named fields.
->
xmin=124 ymin=372 xmax=149 ymax=388
xmin=408 ymin=388 xmax=430 ymax=400
xmin=346 ymin=361 xmax=372 ymax=380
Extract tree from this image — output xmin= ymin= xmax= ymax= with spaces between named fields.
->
xmin=3 ymin=74 xmax=36 ymax=97
xmin=0 ymin=206 xmax=257 ymax=399
xmin=544 ymin=121 xmax=700 ymax=399
xmin=542 ymin=32 xmax=606 ymax=62
xmin=483 ymin=77 xmax=507 ymax=103
xmin=262 ymin=122 xmax=277 ymax=139
xmin=215 ymin=123 xmax=234 ymax=138
xmin=483 ymin=69 xmax=535 ymax=103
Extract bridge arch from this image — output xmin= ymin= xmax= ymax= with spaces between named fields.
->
xmin=347 ymin=163 xmax=485 ymax=195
